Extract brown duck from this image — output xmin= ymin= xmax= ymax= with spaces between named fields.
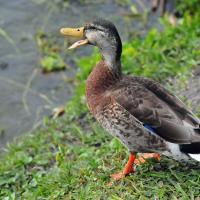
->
xmin=60 ymin=18 xmax=200 ymax=181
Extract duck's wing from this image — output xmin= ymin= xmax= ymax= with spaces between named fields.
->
xmin=111 ymin=77 xmax=200 ymax=144
xmin=134 ymin=77 xmax=200 ymax=126
xmin=96 ymin=99 xmax=168 ymax=153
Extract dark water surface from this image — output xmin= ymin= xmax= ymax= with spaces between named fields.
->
xmin=0 ymin=0 xmax=159 ymax=149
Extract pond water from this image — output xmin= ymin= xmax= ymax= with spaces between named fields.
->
xmin=0 ymin=0 xmax=161 ymax=149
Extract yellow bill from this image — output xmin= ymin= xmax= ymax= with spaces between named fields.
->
xmin=68 ymin=39 xmax=89 ymax=49
xmin=60 ymin=26 xmax=88 ymax=49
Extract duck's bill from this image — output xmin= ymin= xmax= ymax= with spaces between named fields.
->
xmin=60 ymin=27 xmax=88 ymax=49
xmin=68 ymin=39 xmax=89 ymax=49
xmin=60 ymin=27 xmax=84 ymax=37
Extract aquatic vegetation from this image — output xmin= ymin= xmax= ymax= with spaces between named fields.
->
xmin=0 ymin=28 xmax=20 ymax=53
xmin=36 ymin=31 xmax=67 ymax=72
xmin=40 ymin=53 xmax=66 ymax=73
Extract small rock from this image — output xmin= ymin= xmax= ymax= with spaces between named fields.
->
xmin=193 ymin=66 xmax=200 ymax=77
xmin=0 ymin=62 xmax=8 ymax=70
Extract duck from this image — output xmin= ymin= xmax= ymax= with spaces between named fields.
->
xmin=60 ymin=18 xmax=200 ymax=181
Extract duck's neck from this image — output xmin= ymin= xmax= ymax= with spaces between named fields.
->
xmin=99 ymin=46 xmax=122 ymax=77
xmin=98 ymin=33 xmax=122 ymax=77
xmin=86 ymin=61 xmax=121 ymax=114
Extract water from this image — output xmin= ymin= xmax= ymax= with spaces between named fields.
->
xmin=0 ymin=0 xmax=160 ymax=149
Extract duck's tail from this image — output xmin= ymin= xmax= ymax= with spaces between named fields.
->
xmin=188 ymin=153 xmax=200 ymax=162
xmin=180 ymin=138 xmax=200 ymax=162
xmin=187 ymin=122 xmax=200 ymax=161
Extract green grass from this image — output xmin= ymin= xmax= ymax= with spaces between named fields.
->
xmin=1 ymin=3 xmax=200 ymax=199
xmin=1 ymin=116 xmax=200 ymax=199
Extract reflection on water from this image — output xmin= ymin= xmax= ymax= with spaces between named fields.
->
xmin=0 ymin=0 xmax=159 ymax=149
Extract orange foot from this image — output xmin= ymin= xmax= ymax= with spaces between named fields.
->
xmin=109 ymin=153 xmax=135 ymax=184
xmin=108 ymin=152 xmax=161 ymax=186
xmin=135 ymin=153 xmax=161 ymax=165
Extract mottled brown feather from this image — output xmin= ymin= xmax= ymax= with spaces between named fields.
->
xmin=86 ymin=61 xmax=200 ymax=145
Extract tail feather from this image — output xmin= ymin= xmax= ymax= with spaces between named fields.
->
xmin=188 ymin=154 xmax=200 ymax=162
xmin=180 ymin=142 xmax=200 ymax=154
xmin=194 ymin=128 xmax=200 ymax=134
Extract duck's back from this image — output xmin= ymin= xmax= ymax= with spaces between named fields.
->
xmin=110 ymin=75 xmax=200 ymax=144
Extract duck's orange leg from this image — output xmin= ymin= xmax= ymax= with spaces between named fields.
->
xmin=108 ymin=153 xmax=161 ymax=185
xmin=135 ymin=153 xmax=161 ymax=165
xmin=111 ymin=152 xmax=136 ymax=181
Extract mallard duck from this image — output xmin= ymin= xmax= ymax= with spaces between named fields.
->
xmin=60 ymin=18 xmax=200 ymax=181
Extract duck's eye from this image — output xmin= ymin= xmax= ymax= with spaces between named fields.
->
xmin=88 ymin=26 xmax=96 ymax=30
xmin=77 ymin=29 xmax=80 ymax=31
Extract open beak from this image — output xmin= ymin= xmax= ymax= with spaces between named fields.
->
xmin=60 ymin=27 xmax=89 ymax=49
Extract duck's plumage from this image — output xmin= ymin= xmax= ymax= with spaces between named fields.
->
xmin=86 ymin=60 xmax=200 ymax=160
xmin=113 ymin=75 xmax=200 ymax=144
xmin=60 ymin=18 xmax=200 ymax=180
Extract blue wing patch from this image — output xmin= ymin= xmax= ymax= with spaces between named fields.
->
xmin=143 ymin=124 xmax=156 ymax=133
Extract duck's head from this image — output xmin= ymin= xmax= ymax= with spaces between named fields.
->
xmin=60 ymin=18 xmax=122 ymax=74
